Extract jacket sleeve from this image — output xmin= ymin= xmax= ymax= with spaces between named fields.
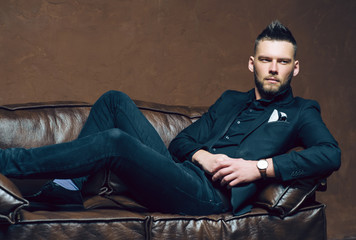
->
xmin=168 ymin=91 xmax=229 ymax=162
xmin=272 ymin=100 xmax=341 ymax=181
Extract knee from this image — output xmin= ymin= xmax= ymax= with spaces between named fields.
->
xmin=101 ymin=90 xmax=132 ymax=104
xmin=105 ymin=129 xmax=126 ymax=143
xmin=87 ymin=128 xmax=128 ymax=151
xmin=104 ymin=129 xmax=134 ymax=152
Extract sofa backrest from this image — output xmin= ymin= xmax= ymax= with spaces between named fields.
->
xmin=135 ymin=100 xmax=207 ymax=147
xmin=0 ymin=102 xmax=92 ymax=149
xmin=0 ymin=100 xmax=207 ymax=149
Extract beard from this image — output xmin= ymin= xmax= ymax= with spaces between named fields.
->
xmin=254 ymin=70 xmax=294 ymax=99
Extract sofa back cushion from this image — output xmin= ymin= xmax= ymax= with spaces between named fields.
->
xmin=0 ymin=102 xmax=92 ymax=149
xmin=0 ymin=101 xmax=205 ymax=149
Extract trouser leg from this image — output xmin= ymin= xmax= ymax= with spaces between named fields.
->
xmin=1 ymin=129 xmax=227 ymax=215
xmin=63 ymin=90 xmax=171 ymax=188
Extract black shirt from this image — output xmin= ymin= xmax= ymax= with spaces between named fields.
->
xmin=211 ymin=88 xmax=289 ymax=158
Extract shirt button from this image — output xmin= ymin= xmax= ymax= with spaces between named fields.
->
xmin=237 ymin=121 xmax=241 ymax=124
xmin=212 ymin=148 xmax=216 ymax=152
xmin=225 ymin=136 xmax=230 ymax=140
xmin=249 ymin=109 xmax=253 ymax=113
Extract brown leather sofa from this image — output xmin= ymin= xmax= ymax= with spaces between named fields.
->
xmin=0 ymin=100 xmax=329 ymax=239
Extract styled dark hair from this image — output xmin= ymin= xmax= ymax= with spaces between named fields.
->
xmin=254 ymin=20 xmax=297 ymax=57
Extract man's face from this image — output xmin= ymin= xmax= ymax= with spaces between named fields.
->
xmin=248 ymin=40 xmax=299 ymax=100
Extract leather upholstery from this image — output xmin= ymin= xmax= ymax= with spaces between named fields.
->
xmin=0 ymin=174 xmax=28 ymax=224
xmin=0 ymin=101 xmax=327 ymax=239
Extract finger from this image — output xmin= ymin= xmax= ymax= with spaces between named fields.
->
xmin=226 ymin=178 xmax=241 ymax=188
xmin=212 ymin=167 xmax=233 ymax=182
xmin=220 ymin=172 xmax=238 ymax=186
xmin=212 ymin=168 xmax=224 ymax=181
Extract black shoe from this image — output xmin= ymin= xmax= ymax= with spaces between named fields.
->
xmin=25 ymin=181 xmax=84 ymax=211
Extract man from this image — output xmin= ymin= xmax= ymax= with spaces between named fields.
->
xmin=0 ymin=21 xmax=340 ymax=215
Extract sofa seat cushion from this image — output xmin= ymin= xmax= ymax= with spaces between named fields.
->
xmin=19 ymin=208 xmax=147 ymax=222
xmin=3 ymin=209 xmax=149 ymax=240
xmin=149 ymin=204 xmax=326 ymax=240
xmin=1 ymin=204 xmax=325 ymax=240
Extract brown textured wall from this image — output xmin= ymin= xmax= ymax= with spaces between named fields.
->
xmin=1 ymin=0 xmax=355 ymax=238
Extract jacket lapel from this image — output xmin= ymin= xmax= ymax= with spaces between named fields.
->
xmin=219 ymin=103 xmax=248 ymax=139
xmin=205 ymin=96 xmax=249 ymax=149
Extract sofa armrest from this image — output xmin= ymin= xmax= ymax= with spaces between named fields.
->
xmin=254 ymin=178 xmax=321 ymax=218
xmin=0 ymin=174 xmax=28 ymax=224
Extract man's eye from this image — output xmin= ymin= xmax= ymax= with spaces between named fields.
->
xmin=260 ymin=58 xmax=270 ymax=62
xmin=280 ymin=60 xmax=291 ymax=64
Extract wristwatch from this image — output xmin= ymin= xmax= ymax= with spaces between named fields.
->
xmin=257 ymin=159 xmax=269 ymax=179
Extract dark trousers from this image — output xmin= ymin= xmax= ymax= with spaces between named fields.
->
xmin=1 ymin=91 xmax=230 ymax=215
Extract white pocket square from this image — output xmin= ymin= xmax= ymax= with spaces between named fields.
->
xmin=268 ymin=109 xmax=288 ymax=123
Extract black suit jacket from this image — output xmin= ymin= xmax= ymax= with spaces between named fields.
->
xmin=168 ymin=88 xmax=341 ymax=213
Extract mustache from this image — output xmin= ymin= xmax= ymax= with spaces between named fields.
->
xmin=264 ymin=76 xmax=280 ymax=81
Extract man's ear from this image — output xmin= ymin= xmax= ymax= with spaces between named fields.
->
xmin=248 ymin=56 xmax=254 ymax=73
xmin=293 ymin=60 xmax=300 ymax=76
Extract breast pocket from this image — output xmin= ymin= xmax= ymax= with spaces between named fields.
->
xmin=264 ymin=121 xmax=291 ymax=133
xmin=241 ymin=122 xmax=295 ymax=158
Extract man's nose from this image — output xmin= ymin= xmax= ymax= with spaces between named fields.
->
xmin=269 ymin=61 xmax=278 ymax=75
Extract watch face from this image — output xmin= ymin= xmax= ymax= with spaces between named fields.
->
xmin=258 ymin=160 xmax=268 ymax=169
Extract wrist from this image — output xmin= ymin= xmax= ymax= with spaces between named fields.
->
xmin=192 ymin=149 xmax=211 ymax=165
xmin=266 ymin=158 xmax=275 ymax=178
xmin=192 ymin=149 xmax=204 ymax=162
